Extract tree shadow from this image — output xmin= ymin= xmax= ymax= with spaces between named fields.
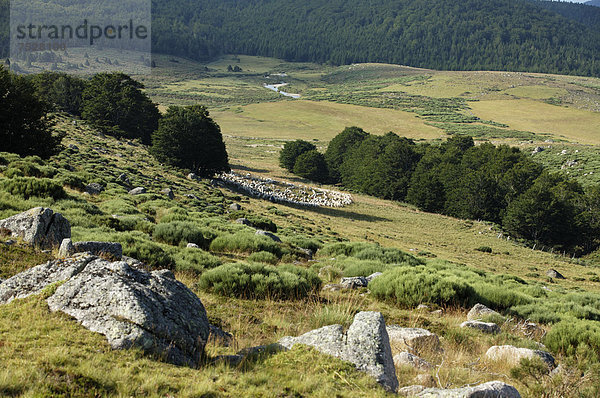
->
xmin=230 ymin=164 xmax=270 ymax=174
xmin=279 ymin=202 xmax=392 ymax=223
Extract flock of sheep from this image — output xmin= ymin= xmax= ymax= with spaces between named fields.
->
xmin=217 ymin=172 xmax=353 ymax=208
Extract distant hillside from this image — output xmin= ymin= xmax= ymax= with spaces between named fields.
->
xmin=150 ymin=0 xmax=600 ymax=76
xmin=533 ymin=0 xmax=600 ymax=29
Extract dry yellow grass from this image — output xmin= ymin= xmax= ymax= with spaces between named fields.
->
xmin=212 ymin=100 xmax=443 ymax=141
xmin=469 ymin=99 xmax=600 ymax=145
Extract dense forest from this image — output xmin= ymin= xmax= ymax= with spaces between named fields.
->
xmin=150 ymin=0 xmax=600 ymax=76
xmin=0 ymin=0 xmax=599 ymax=75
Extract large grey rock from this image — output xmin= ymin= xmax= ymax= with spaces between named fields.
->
xmin=399 ymin=385 xmax=426 ymax=396
xmin=467 ymin=304 xmax=500 ymax=321
xmin=546 ymin=269 xmax=565 ymax=279
xmin=72 ymin=241 xmax=123 ymax=260
xmin=394 ymin=351 xmax=433 ymax=371
xmin=255 ymin=230 xmax=281 ymax=243
xmin=485 ymin=345 xmax=555 ymax=369
xmin=387 ymin=326 xmax=441 ymax=354
xmin=0 ymin=207 xmax=71 ymax=249
xmin=85 ymin=183 xmax=104 ymax=195
xmin=58 ymin=238 xmax=75 ymax=258
xmin=340 ymin=276 xmax=368 ymax=289
xmin=460 ymin=321 xmax=501 ymax=334
xmin=279 ymin=311 xmax=398 ymax=392
xmin=417 ymin=381 xmax=521 ymax=397
xmin=128 ymin=187 xmax=146 ymax=195
xmin=0 ymin=254 xmax=210 ymax=367
xmin=0 ymin=254 xmax=95 ymax=304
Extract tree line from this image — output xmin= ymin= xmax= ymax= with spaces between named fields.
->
xmin=0 ymin=68 xmax=229 ymax=177
xmin=281 ymin=128 xmax=600 ymax=255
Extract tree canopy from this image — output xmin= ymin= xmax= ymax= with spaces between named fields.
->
xmin=0 ymin=66 xmax=62 ymax=158
xmin=279 ymin=140 xmax=317 ymax=172
xmin=81 ymin=73 xmax=160 ymax=144
xmin=150 ymin=105 xmax=229 ymax=177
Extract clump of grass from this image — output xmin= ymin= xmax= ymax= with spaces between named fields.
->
xmin=153 ymin=221 xmax=214 ymax=248
xmin=319 ymin=242 xmax=422 ymax=266
xmin=248 ymin=251 xmax=279 ymax=264
xmin=198 ymin=262 xmax=321 ymax=300
xmin=209 ymin=232 xmax=282 ymax=256
xmin=475 ymin=246 xmax=493 ymax=253
xmin=173 ymin=248 xmax=222 ymax=275
xmin=0 ymin=177 xmax=66 ymax=200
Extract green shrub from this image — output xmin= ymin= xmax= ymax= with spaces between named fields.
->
xmin=174 ymin=248 xmax=222 ymax=275
xmin=279 ymin=140 xmax=317 ymax=172
xmin=198 ymin=262 xmax=321 ymax=300
xmin=209 ymin=232 xmax=282 ymax=256
xmin=319 ymin=242 xmax=422 ymax=266
xmin=369 ymin=266 xmax=476 ymax=308
xmin=248 ymin=251 xmax=279 ymax=264
xmin=59 ymin=174 xmax=86 ymax=190
xmin=0 ymin=177 xmax=65 ymax=199
xmin=153 ymin=221 xmax=213 ymax=247
xmin=284 ymin=236 xmax=323 ymax=252
xmin=544 ymin=319 xmax=600 ymax=364
xmin=122 ymin=241 xmax=174 ymax=269
xmin=476 ymin=246 xmax=493 ymax=253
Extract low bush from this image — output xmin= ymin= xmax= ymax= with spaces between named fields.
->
xmin=209 ymin=232 xmax=282 ymax=256
xmin=248 ymin=251 xmax=279 ymax=264
xmin=476 ymin=246 xmax=493 ymax=253
xmin=284 ymin=236 xmax=323 ymax=252
xmin=121 ymin=240 xmax=174 ymax=269
xmin=173 ymin=248 xmax=222 ymax=275
xmin=198 ymin=262 xmax=321 ymax=300
xmin=369 ymin=266 xmax=476 ymax=308
xmin=544 ymin=319 xmax=600 ymax=364
xmin=0 ymin=177 xmax=65 ymax=199
xmin=153 ymin=221 xmax=213 ymax=247
xmin=319 ymin=242 xmax=422 ymax=266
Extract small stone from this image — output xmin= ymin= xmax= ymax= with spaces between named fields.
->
xmin=366 ymin=272 xmax=383 ymax=282
xmin=229 ymin=203 xmax=242 ymax=211
xmin=416 ymin=304 xmax=430 ymax=311
xmin=255 ymin=230 xmax=281 ymax=242
xmin=386 ymin=326 xmax=441 ymax=354
xmin=58 ymin=238 xmax=75 ymax=258
xmin=460 ymin=320 xmax=501 ymax=334
xmin=85 ymin=183 xmax=104 ymax=195
xmin=321 ymin=284 xmax=343 ymax=292
xmin=187 ymin=243 xmax=200 ymax=249
xmin=68 ymin=144 xmax=79 ymax=150
xmin=340 ymin=276 xmax=369 ymax=289
xmin=398 ymin=385 xmax=426 ymax=396
xmin=187 ymin=173 xmax=199 ymax=181
xmin=467 ymin=303 xmax=500 ymax=321
xmin=417 ymin=381 xmax=521 ymax=397
xmin=546 ymin=269 xmax=565 ymax=279
xmin=485 ymin=345 xmax=555 ymax=370
xmin=161 ymin=188 xmax=175 ymax=200
xmin=393 ymin=351 xmax=433 ymax=371
xmin=128 ymin=187 xmax=146 ymax=195
xmin=236 ymin=218 xmax=251 ymax=226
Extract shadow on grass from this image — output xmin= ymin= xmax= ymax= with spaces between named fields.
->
xmin=230 ymin=164 xmax=270 ymax=174
xmin=281 ymin=202 xmax=391 ymax=223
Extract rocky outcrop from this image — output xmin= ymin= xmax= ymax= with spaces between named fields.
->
xmin=85 ymin=183 xmax=105 ymax=195
xmin=161 ymin=188 xmax=174 ymax=200
xmin=460 ymin=321 xmax=501 ymax=334
xmin=485 ymin=345 xmax=555 ymax=369
xmin=58 ymin=238 xmax=75 ymax=258
xmin=366 ymin=272 xmax=383 ymax=283
xmin=0 ymin=254 xmax=210 ymax=367
xmin=0 ymin=207 xmax=71 ymax=249
xmin=72 ymin=241 xmax=123 ymax=260
xmin=279 ymin=311 xmax=398 ymax=392
xmin=393 ymin=351 xmax=433 ymax=371
xmin=387 ymin=326 xmax=441 ymax=354
xmin=467 ymin=304 xmax=500 ymax=321
xmin=399 ymin=385 xmax=426 ymax=396
xmin=229 ymin=203 xmax=242 ymax=211
xmin=416 ymin=381 xmax=521 ymax=397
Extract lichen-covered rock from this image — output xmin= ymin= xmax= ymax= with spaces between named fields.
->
xmin=72 ymin=241 xmax=123 ymax=260
xmin=279 ymin=311 xmax=398 ymax=392
xmin=58 ymin=238 xmax=75 ymax=258
xmin=0 ymin=255 xmax=210 ymax=367
xmin=366 ymin=272 xmax=383 ymax=283
xmin=340 ymin=276 xmax=368 ymax=289
xmin=255 ymin=230 xmax=281 ymax=242
xmin=467 ymin=303 xmax=500 ymax=321
xmin=236 ymin=218 xmax=251 ymax=226
xmin=399 ymin=385 xmax=426 ymax=396
xmin=229 ymin=203 xmax=242 ymax=211
xmin=387 ymin=326 xmax=441 ymax=354
xmin=128 ymin=187 xmax=146 ymax=195
xmin=394 ymin=351 xmax=433 ymax=371
xmin=460 ymin=321 xmax=501 ymax=334
xmin=485 ymin=345 xmax=555 ymax=369
xmin=416 ymin=381 xmax=521 ymax=397
xmin=0 ymin=207 xmax=71 ymax=249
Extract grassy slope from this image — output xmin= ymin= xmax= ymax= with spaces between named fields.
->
xmin=2 ymin=55 xmax=600 ymax=396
